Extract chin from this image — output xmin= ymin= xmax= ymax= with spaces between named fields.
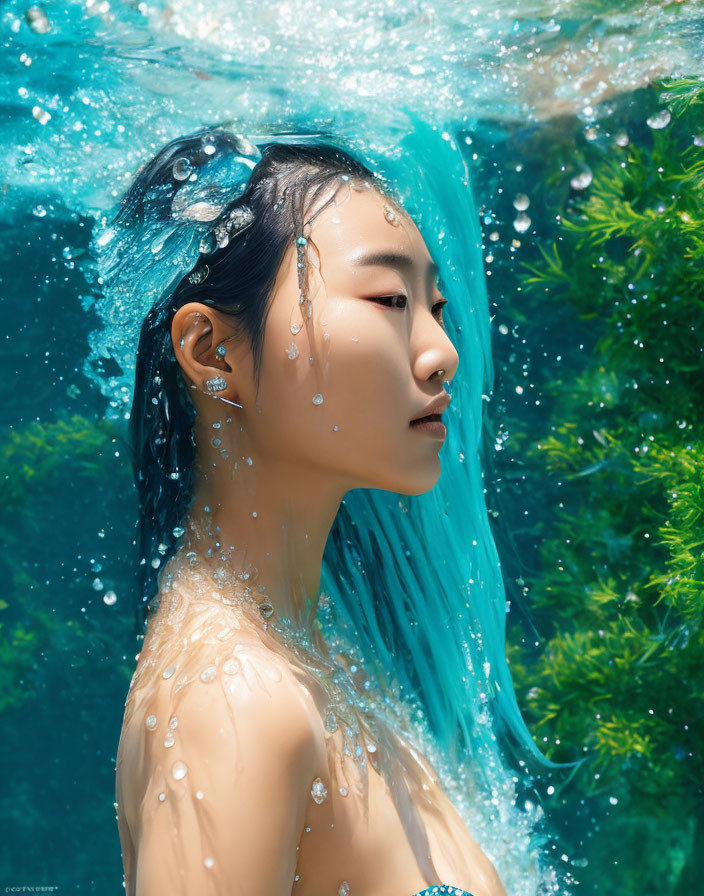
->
xmin=376 ymin=461 xmax=442 ymax=497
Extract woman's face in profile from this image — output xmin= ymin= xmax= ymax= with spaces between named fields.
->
xmin=240 ymin=180 xmax=460 ymax=498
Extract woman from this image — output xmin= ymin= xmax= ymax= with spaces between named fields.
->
xmin=107 ymin=124 xmax=552 ymax=895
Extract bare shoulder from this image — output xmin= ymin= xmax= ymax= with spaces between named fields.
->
xmin=116 ymin=600 xmax=320 ymax=894
xmin=119 ymin=598 xmax=320 ymax=779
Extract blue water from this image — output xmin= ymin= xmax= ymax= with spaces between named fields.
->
xmin=1 ymin=0 xmax=702 ymax=892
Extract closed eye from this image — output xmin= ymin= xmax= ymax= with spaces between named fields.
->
xmin=373 ymin=294 xmax=448 ymax=328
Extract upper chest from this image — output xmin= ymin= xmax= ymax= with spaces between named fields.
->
xmin=291 ymin=688 xmax=504 ymax=896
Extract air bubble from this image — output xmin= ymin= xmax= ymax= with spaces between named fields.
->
xmin=513 ymin=193 xmax=530 ymax=211
xmin=513 ymin=213 xmax=531 ymax=233
xmin=570 ymin=168 xmax=593 ymax=190
xmin=647 ymin=110 xmax=671 ymax=130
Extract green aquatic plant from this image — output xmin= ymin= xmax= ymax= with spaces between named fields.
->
xmin=0 ymin=413 xmax=137 ymax=885
xmin=0 ymin=415 xmax=135 ymax=712
xmin=500 ymin=77 xmax=704 ymax=896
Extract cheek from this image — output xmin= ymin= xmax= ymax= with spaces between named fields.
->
xmin=251 ymin=296 xmax=409 ymax=464
xmin=316 ymin=301 xmax=409 ymax=432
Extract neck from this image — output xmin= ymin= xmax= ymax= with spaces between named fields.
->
xmin=182 ymin=419 xmax=345 ymax=635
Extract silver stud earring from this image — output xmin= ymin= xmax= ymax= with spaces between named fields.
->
xmin=203 ymin=377 xmax=244 ymax=409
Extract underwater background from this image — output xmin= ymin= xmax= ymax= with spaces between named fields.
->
xmin=1 ymin=1 xmax=703 ymax=893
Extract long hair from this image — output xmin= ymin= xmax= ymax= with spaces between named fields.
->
xmin=117 ymin=129 xmax=382 ymax=631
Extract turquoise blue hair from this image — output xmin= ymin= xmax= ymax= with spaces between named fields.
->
xmin=318 ymin=114 xmax=550 ymax=775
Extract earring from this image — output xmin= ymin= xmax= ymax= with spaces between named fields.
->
xmin=217 ymin=396 xmax=243 ymax=409
xmin=203 ymin=377 xmax=244 ymax=409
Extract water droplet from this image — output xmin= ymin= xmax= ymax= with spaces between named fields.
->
xmin=200 ymin=665 xmax=217 ymax=683
xmin=311 ymin=776 xmax=328 ymax=804
xmin=204 ymin=857 xmax=215 ymax=869
xmin=92 ymin=577 xmax=103 ymax=591
xmin=199 ymin=233 xmax=217 ymax=254
xmin=291 ymin=323 xmax=302 ymax=335
xmin=173 ymin=158 xmax=193 ymax=181
xmin=26 ymin=6 xmax=52 ymax=34
xmin=162 ymin=664 xmax=176 ymax=679
xmin=172 ymin=760 xmax=188 ymax=780
xmin=32 ymin=105 xmax=51 ymax=125
xmin=196 ymin=790 xmax=204 ymax=800
xmin=324 ymin=707 xmax=337 ymax=733
xmin=312 ymin=393 xmax=324 ymax=405
xmin=513 ymin=212 xmax=531 ymax=233
xmin=646 ymin=109 xmax=671 ymax=130
xmin=259 ymin=601 xmax=274 ymax=619
xmin=164 ymin=731 xmax=175 ymax=748
xmin=103 ymin=590 xmax=117 ymax=606
xmin=570 ymin=168 xmax=593 ymax=190
xmin=223 ymin=658 xmax=241 ymax=675
xmin=212 ymin=438 xmax=222 ymax=447
xmin=513 ymin=193 xmax=530 ymax=211
xmin=145 ymin=714 xmax=157 ymax=730
xmin=286 ymin=342 xmax=299 ymax=360
xmin=169 ymin=715 xmax=178 ymax=729
xmin=172 ymin=526 xmax=185 ymax=538
xmin=339 ymin=786 xmax=348 ymax=797
xmin=338 ymin=883 xmax=350 ymax=896
xmin=158 ymin=791 xmax=166 ymax=802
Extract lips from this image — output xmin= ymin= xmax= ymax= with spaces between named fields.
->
xmin=410 ymin=413 xmax=442 ymax=425
xmin=410 ymin=393 xmax=451 ymax=423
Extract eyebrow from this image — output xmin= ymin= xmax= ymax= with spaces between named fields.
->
xmin=352 ymin=249 xmax=439 ymax=280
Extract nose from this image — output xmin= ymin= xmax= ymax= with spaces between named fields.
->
xmin=411 ymin=312 xmax=459 ymax=385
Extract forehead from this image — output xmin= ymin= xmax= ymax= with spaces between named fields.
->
xmin=305 ymin=183 xmax=435 ymax=271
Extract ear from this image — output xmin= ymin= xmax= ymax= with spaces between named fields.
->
xmin=171 ymin=302 xmax=241 ymax=403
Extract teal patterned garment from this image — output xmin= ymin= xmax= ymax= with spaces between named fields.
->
xmin=412 ymin=888 xmax=476 ymax=896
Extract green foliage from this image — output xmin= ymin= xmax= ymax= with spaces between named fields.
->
xmin=0 ymin=415 xmax=135 ymax=714
xmin=503 ymin=78 xmax=704 ymax=895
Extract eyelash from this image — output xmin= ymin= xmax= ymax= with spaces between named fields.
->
xmin=373 ymin=294 xmax=448 ymax=326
